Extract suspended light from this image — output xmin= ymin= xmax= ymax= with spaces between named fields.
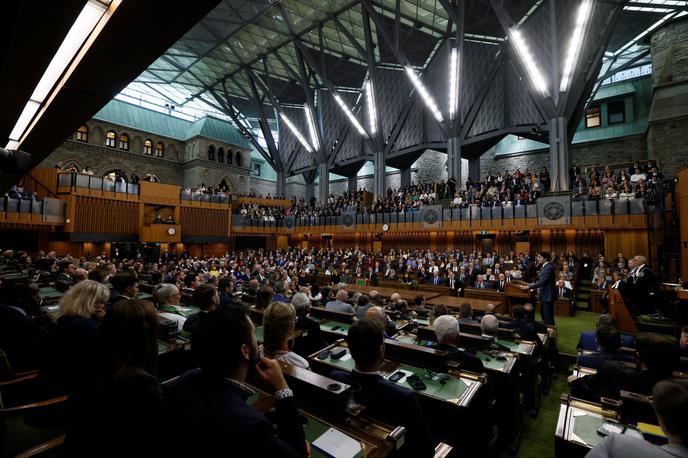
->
xmin=560 ymin=0 xmax=593 ymax=92
xmin=405 ymin=66 xmax=444 ymax=122
xmin=333 ymin=94 xmax=368 ymax=137
xmin=366 ymin=80 xmax=377 ymax=135
xmin=509 ymin=28 xmax=548 ymax=95
xmin=304 ymin=105 xmax=319 ymax=151
xmin=280 ymin=112 xmax=313 ymax=153
xmin=449 ymin=47 xmax=459 ymax=120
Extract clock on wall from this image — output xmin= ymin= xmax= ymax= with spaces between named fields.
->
xmin=382 ymin=223 xmax=390 ymax=232
xmin=167 ymin=227 xmax=176 ymax=236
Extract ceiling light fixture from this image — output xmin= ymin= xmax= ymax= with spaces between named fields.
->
xmin=449 ymin=47 xmax=459 ymax=120
xmin=405 ymin=66 xmax=444 ymax=122
xmin=509 ymin=28 xmax=548 ymax=95
xmin=560 ymin=0 xmax=593 ymax=92
xmin=304 ymin=105 xmax=320 ymax=151
xmin=333 ymin=94 xmax=368 ymax=137
xmin=366 ymin=80 xmax=377 ymax=135
xmin=280 ymin=112 xmax=313 ymax=153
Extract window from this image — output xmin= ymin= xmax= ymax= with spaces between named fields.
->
xmin=76 ymin=125 xmax=88 ymax=142
xmin=119 ymin=133 xmax=129 ymax=150
xmin=144 ymin=139 xmax=152 ymax=155
xmin=585 ymin=106 xmax=601 ymax=128
xmin=155 ymin=142 xmax=164 ymax=158
xmin=607 ymin=100 xmax=625 ymax=125
xmin=105 ymin=131 xmax=116 ymax=147
xmin=208 ymin=145 xmax=215 ymax=161
xmin=236 ymin=152 xmax=242 ymax=167
xmin=253 ymin=163 xmax=261 ymax=177
xmin=218 ymin=147 xmax=224 ymax=163
xmin=227 ymin=149 xmax=232 ymax=165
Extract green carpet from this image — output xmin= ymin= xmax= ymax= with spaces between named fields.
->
xmin=555 ymin=311 xmax=600 ymax=355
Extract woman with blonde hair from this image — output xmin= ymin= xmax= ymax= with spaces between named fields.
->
xmin=262 ymin=301 xmax=310 ymax=369
xmin=38 ymin=280 xmax=110 ymax=397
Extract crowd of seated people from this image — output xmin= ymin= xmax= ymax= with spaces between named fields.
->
xmin=571 ymin=160 xmax=663 ymax=203
xmin=5 ymin=184 xmax=40 ymax=202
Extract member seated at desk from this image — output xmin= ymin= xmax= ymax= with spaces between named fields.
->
xmin=292 ymin=293 xmax=325 ymax=357
xmin=429 ymin=304 xmax=448 ymax=326
xmin=163 ymin=307 xmax=308 ymax=457
xmin=326 ymin=289 xmax=355 ymax=314
xmin=272 ymin=280 xmax=290 ymax=304
xmin=577 ymin=314 xmax=635 ymax=352
xmin=503 ymin=304 xmax=540 ymax=341
xmin=262 ymin=301 xmax=310 ymax=370
xmin=0 ymin=283 xmax=48 ymax=372
xmin=576 ymin=325 xmax=636 ymax=370
xmin=154 ymin=283 xmax=186 ymax=332
xmin=182 ymin=284 xmax=219 ymax=334
xmin=433 ymin=315 xmax=484 ymax=373
xmin=365 ymin=306 xmax=398 ymax=338
xmin=356 ymin=294 xmax=372 ymax=320
xmin=481 ymin=315 xmax=510 ymax=351
xmin=585 ymin=379 xmax=688 ymax=458
xmin=329 ymin=319 xmax=435 ymax=457
xmin=413 ymin=295 xmax=429 ymax=317
xmin=107 ymin=272 xmax=139 ymax=309
xmin=571 ymin=333 xmax=679 ymax=401
xmin=256 ymin=285 xmax=273 ymax=310
xmin=459 ymin=302 xmax=479 ymax=325
xmin=473 ymin=275 xmax=490 ymax=289
xmin=556 ymin=279 xmax=573 ymax=298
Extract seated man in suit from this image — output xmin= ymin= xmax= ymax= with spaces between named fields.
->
xmin=329 ymin=320 xmax=435 ymax=457
xmin=365 ymin=306 xmax=398 ymax=338
xmin=577 ymin=314 xmax=634 ymax=352
xmin=570 ymin=332 xmax=679 ymax=401
xmin=291 ymin=292 xmax=325 ymax=357
xmin=502 ymin=304 xmax=539 ymax=341
xmin=0 ymin=282 xmax=48 ymax=371
xmin=586 ymin=379 xmax=688 ymax=458
xmin=494 ymin=273 xmax=507 ymax=292
xmin=446 ymin=270 xmax=460 ymax=295
xmin=355 ymin=294 xmax=373 ymax=320
xmin=182 ymin=284 xmax=219 ymax=334
xmin=106 ymin=272 xmax=139 ymax=309
xmin=480 ymin=314 xmax=510 ymax=351
xmin=556 ymin=279 xmax=573 ymax=299
xmin=433 ymin=315 xmax=484 ymax=373
xmin=576 ymin=325 xmax=636 ymax=370
xmin=459 ymin=302 xmax=478 ymax=324
xmin=473 ymin=275 xmax=489 ymax=289
xmin=325 ymin=289 xmax=355 ymax=314
xmin=163 ymin=307 xmax=308 ymax=457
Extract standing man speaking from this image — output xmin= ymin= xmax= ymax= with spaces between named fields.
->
xmin=521 ymin=252 xmax=557 ymax=325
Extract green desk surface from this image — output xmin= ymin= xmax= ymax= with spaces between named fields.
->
xmin=157 ymin=341 xmax=169 ymax=355
xmin=572 ymin=413 xmax=605 ymax=448
xmin=136 ymin=292 xmax=153 ymax=300
xmin=323 ymin=348 xmax=356 ymax=371
xmin=416 ymin=318 xmax=430 ymax=326
xmin=256 ymin=326 xmax=264 ymax=344
xmin=320 ymin=321 xmax=351 ymax=334
xmin=180 ymin=305 xmax=200 ymax=316
xmin=395 ymin=334 xmax=418 ymax=345
xmin=476 ymin=352 xmax=510 ymax=372
xmin=306 ymin=416 xmax=363 ymax=458
xmin=387 ymin=364 xmax=471 ymax=403
xmin=496 ymin=339 xmax=532 ymax=355
xmin=39 ymin=288 xmax=62 ymax=299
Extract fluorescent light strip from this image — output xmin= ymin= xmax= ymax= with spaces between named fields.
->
xmin=509 ymin=28 xmax=548 ymax=94
xmin=280 ymin=112 xmax=313 ymax=153
xmin=5 ymin=0 xmax=115 ymax=149
xmin=304 ymin=105 xmax=320 ymax=151
xmin=449 ymin=47 xmax=459 ymax=120
xmin=405 ymin=67 xmax=444 ymax=122
xmin=560 ymin=0 xmax=593 ymax=92
xmin=333 ymin=94 xmax=368 ymax=137
xmin=366 ymin=80 xmax=377 ymax=135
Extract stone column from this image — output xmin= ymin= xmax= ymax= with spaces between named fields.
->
xmin=400 ymin=167 xmax=412 ymax=188
xmin=347 ymin=175 xmax=357 ymax=192
xmin=447 ymin=136 xmax=462 ymax=186
xmin=548 ymin=117 xmax=571 ymax=191
xmin=318 ymin=162 xmax=329 ymax=203
xmin=275 ymin=170 xmax=286 ymax=197
xmin=373 ymin=150 xmax=386 ymax=199
xmin=468 ymin=158 xmax=481 ymax=182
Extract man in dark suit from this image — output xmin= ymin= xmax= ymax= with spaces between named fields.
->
xmin=446 ymin=270 xmax=460 ymax=295
xmin=521 ymin=252 xmax=557 ymax=325
xmin=576 ymin=325 xmax=636 ymax=370
xmin=502 ymin=304 xmax=539 ymax=342
xmin=0 ymin=283 xmax=48 ymax=371
xmin=291 ymin=292 xmax=325 ymax=357
xmin=473 ymin=275 xmax=489 ymax=289
xmin=329 ymin=320 xmax=435 ymax=457
xmin=163 ymin=307 xmax=308 ymax=457
xmin=577 ymin=314 xmax=634 ymax=351
xmin=623 ymin=255 xmax=657 ymax=315
xmin=433 ymin=315 xmax=484 ymax=373
xmin=556 ymin=279 xmax=573 ymax=298
xmin=106 ymin=272 xmax=139 ymax=309
xmin=494 ymin=273 xmax=507 ymax=292
xmin=430 ymin=271 xmax=443 ymax=285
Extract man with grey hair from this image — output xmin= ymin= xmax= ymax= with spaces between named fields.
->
xmin=364 ymin=306 xmax=397 ymax=338
xmin=326 ymin=289 xmax=355 ymax=314
xmin=433 ymin=315 xmax=484 ymax=373
xmin=292 ymin=292 xmax=325 ymax=356
xmin=480 ymin=314 xmax=499 ymax=341
xmin=623 ymin=254 xmax=656 ymax=315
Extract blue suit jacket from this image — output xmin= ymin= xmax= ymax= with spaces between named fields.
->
xmin=578 ymin=331 xmax=635 ymax=352
xmin=329 ymin=370 xmax=435 ymax=457
xmin=528 ymin=262 xmax=557 ymax=302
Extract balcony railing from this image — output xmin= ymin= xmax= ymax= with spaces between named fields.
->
xmin=0 ymin=196 xmax=66 ymax=223
xmin=57 ymin=172 xmax=139 ymax=195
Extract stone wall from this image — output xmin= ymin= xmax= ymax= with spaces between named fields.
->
xmin=249 ymin=177 xmax=278 ymax=197
xmin=479 ymin=135 xmax=649 ymax=179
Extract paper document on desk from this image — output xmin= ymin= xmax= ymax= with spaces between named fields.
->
xmin=312 ymin=427 xmax=361 ymax=458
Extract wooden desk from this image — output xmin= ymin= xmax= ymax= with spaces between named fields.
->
xmin=344 ymin=284 xmax=444 ymax=302
xmin=425 ymin=295 xmax=502 ymax=314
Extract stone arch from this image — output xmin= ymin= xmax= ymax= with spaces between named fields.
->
xmin=95 ymin=162 xmax=132 ymax=179
xmin=219 ymin=176 xmax=233 ymax=193
xmin=62 ymin=159 xmax=85 ymax=171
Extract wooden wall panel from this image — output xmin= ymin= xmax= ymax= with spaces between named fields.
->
xmin=180 ymin=208 xmax=229 ymax=237
xmin=604 ymin=230 xmax=649 ymax=262
xmin=679 ymin=168 xmax=688 ymax=277
xmin=73 ymin=196 xmax=139 ymax=234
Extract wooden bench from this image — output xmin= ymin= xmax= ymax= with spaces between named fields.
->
xmin=463 ymin=288 xmax=506 ymax=314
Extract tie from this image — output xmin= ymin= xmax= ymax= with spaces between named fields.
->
xmin=501 ymin=281 xmax=504 ymax=289
xmin=451 ymin=279 xmax=454 ymax=288
xmin=560 ymin=287 xmax=564 ymax=297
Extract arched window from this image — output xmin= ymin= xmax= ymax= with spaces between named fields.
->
xmin=105 ymin=130 xmax=116 ymax=147
xmin=155 ymin=142 xmax=164 ymax=158
xmin=119 ymin=133 xmax=129 ymax=150
xmin=236 ymin=151 xmax=242 ymax=167
xmin=143 ymin=139 xmax=152 ymax=155
xmin=218 ymin=147 xmax=225 ymax=163
xmin=76 ymin=125 xmax=88 ymax=142
xmin=207 ymin=145 xmax=215 ymax=161
xmin=227 ymin=149 xmax=233 ymax=165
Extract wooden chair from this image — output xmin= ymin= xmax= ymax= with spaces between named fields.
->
xmin=0 ymin=349 xmax=38 ymax=383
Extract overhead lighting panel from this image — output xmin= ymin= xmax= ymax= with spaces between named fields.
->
xmin=365 ymin=80 xmax=377 ymax=135
xmin=280 ymin=112 xmax=313 ymax=153
xmin=333 ymin=94 xmax=368 ymax=137
xmin=509 ymin=28 xmax=548 ymax=95
xmin=560 ymin=0 xmax=593 ymax=92
xmin=405 ymin=66 xmax=444 ymax=122
xmin=5 ymin=0 xmax=120 ymax=149
xmin=449 ymin=47 xmax=459 ymax=120
xmin=304 ymin=105 xmax=320 ymax=151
